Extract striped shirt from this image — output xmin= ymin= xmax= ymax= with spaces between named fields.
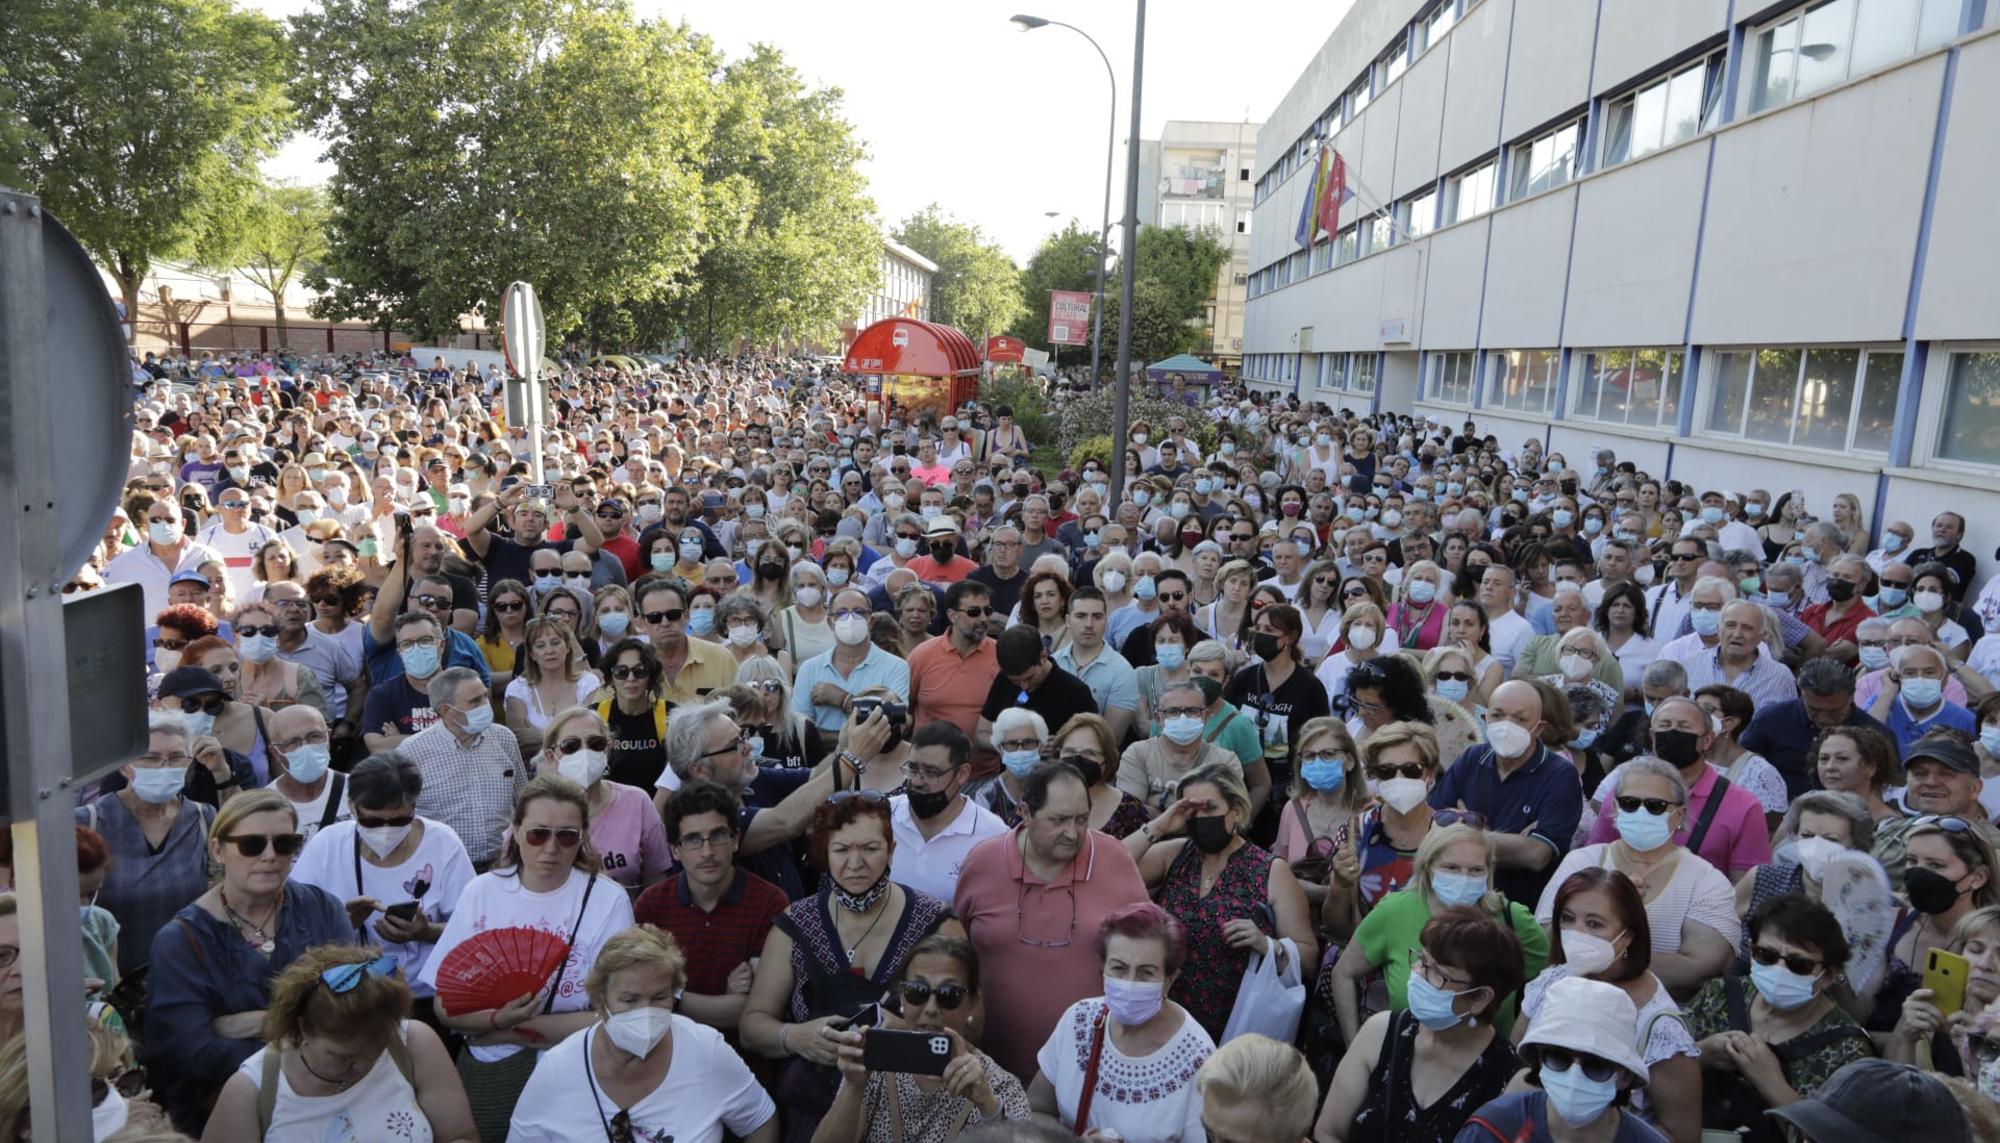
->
xmin=401 ymin=721 xmax=526 ymax=867
xmin=634 ymin=869 xmax=788 ymax=997
xmin=1683 ymin=648 xmax=1800 ymax=713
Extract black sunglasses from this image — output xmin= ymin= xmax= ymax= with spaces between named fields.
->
xmin=220 ymin=832 xmax=304 ymax=858
xmin=355 ymin=812 xmax=415 ymax=829
xmin=610 ymin=664 xmax=653 ymax=681
xmin=178 ymin=695 xmax=227 ymax=716
xmin=899 ymin=979 xmax=968 ymax=1011
xmin=1614 ymin=795 xmax=1681 ymax=816
xmin=554 ymin=735 xmax=610 ymax=755
xmin=1365 ymin=763 xmax=1426 ymax=781
xmin=828 ymin=789 xmax=889 ymax=806
xmin=1750 ymin=944 xmax=1822 ymax=977
xmin=1536 ymin=1045 xmax=1620 ymax=1083
xmin=642 ymin=609 xmax=685 ymax=624
xmin=236 ymin=624 xmax=281 ymax=638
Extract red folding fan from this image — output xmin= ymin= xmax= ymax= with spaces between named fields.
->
xmin=433 ymin=927 xmax=569 ymax=1015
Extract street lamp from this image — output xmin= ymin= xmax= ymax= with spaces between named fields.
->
xmin=1011 ymin=13 xmax=1116 ymax=394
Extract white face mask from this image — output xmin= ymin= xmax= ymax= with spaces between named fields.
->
xmin=1347 ymin=626 xmax=1377 ymax=651
xmin=794 ymin=586 xmax=823 ymax=609
xmin=603 ymin=1005 xmax=673 ymax=1058
xmin=727 ymin=623 xmax=761 ymax=647
xmin=557 ymin=749 xmax=608 ymax=787
xmin=130 ymin=765 xmax=187 ymax=805
xmin=834 ymin=615 xmax=869 ymax=645
xmin=1560 ymin=927 xmax=1622 ymax=976
xmin=91 ymin=1081 xmax=129 ymax=1139
xmin=358 ymin=822 xmax=412 ymax=859
xmin=1374 ymin=776 xmax=1428 ymax=814
xmin=1559 ymin=653 xmax=1592 ymax=681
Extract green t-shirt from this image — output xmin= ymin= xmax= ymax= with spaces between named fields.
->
xmin=1352 ymin=885 xmax=1550 ymax=1035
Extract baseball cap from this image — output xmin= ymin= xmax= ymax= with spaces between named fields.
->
xmin=1906 ymin=732 xmax=1979 ymax=775
xmin=156 ymin=667 xmax=228 ymax=699
xmin=168 ymin=569 xmax=211 ymax=589
xmin=1766 ymin=1058 xmax=1970 ymax=1143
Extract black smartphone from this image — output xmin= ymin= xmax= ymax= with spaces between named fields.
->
xmin=384 ymin=900 xmax=421 ymax=923
xmin=862 ymin=1029 xmax=953 ymax=1076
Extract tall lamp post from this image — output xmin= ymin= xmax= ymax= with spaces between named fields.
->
xmin=1012 ymin=13 xmax=1115 ymax=392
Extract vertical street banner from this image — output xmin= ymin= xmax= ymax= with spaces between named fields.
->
xmin=1048 ymin=290 xmax=1092 ymax=345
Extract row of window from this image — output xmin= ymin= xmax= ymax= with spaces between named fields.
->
xmin=1241 ymin=351 xmax=1381 ymax=396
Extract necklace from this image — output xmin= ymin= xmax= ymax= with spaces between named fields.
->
xmin=221 ymin=885 xmax=281 ymax=954
xmin=837 ymin=885 xmax=892 ymax=964
xmin=296 ymin=1047 xmax=360 ymax=1092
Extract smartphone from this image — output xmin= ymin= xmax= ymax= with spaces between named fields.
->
xmin=384 ymin=900 xmax=421 ymax=923
xmin=523 ymin=483 xmax=555 ymax=501
xmin=1926 ymin=948 xmax=1969 ymax=1016
xmin=862 ymin=1028 xmax=953 ymax=1076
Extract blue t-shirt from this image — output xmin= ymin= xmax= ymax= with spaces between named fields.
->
xmin=1455 ymin=1091 xmax=1667 ymax=1142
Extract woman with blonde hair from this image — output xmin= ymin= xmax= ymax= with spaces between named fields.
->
xmin=1196 ymin=1033 xmax=1320 ymax=1143
xmin=586 ymin=584 xmax=635 ymax=658
xmin=537 ymin=707 xmax=671 ymax=890
xmin=1315 ymin=600 xmax=1389 ymax=700
xmin=0 ymin=1019 xmax=172 ymax=1140
xmin=1892 ymin=904 xmax=2000 ymax=1076
xmin=1276 ymin=716 xmax=1370 ymax=908
xmin=1389 ymin=559 xmax=1451 ymax=653
xmin=202 ymin=944 xmax=475 ymax=1142
xmin=503 ymin=616 xmax=603 ymax=743
xmin=233 ymin=601 xmax=326 ymax=714
xmin=237 ymin=538 xmax=301 ymax=608
xmin=1198 ymin=559 xmax=1257 ymax=655
xmin=509 ymin=925 xmax=779 ymax=1142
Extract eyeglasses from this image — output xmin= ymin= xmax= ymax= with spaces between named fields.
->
xmin=89 ymin=1067 xmax=148 ymax=1107
xmin=1410 ymin=948 xmax=1472 ymax=991
xmin=900 ymin=761 xmax=956 ymax=783
xmin=609 ymin=664 xmax=652 ymax=681
xmin=955 ymin=605 xmax=989 ymax=618
xmin=1536 ymin=1045 xmax=1621 ymax=1083
xmin=178 ymin=695 xmax=227 ymax=716
xmin=395 ymin=636 xmax=439 ymax=652
xmin=152 ymin=637 xmax=187 ymax=651
xmin=1157 ymin=591 xmax=1187 ymax=603
xmin=321 ymin=953 xmax=399 ymax=994
xmin=1913 ymin=814 xmax=1975 ymax=834
xmin=1365 ymin=762 xmax=1426 ymax=781
xmin=219 ymin=832 xmax=304 ymax=857
xmin=1669 ymin=552 xmax=1700 ymax=562
xmin=1614 ymin=795 xmax=1681 ymax=815
xmin=1433 ymin=670 xmax=1473 ymax=683
xmin=675 ymin=828 xmax=735 ymax=851
xmin=1750 ymin=944 xmax=1822 ymax=977
xmin=1433 ymin=809 xmax=1487 ymax=829
xmin=828 ymin=788 xmax=889 ymax=806
xmin=236 ymin=624 xmax=281 ymax=639
xmin=522 ymin=826 xmax=583 ymax=848
xmin=642 ymin=609 xmax=685 ymax=624
xmin=555 ymin=735 xmax=610 ymax=755
xmin=276 ymin=731 xmax=331 ymax=752
xmin=697 ymin=731 xmax=754 ymax=760
xmin=899 ymin=979 xmax=969 ymax=1011
xmin=355 ymin=811 xmax=414 ymax=829
xmin=744 ymin=679 xmax=783 ymax=694
xmin=1017 ymin=880 xmax=1077 ymax=948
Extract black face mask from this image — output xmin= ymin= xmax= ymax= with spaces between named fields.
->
xmin=1012 ymin=483 xmax=1030 ymax=497
xmin=1826 ymin=579 xmax=1857 ymax=602
xmin=1904 ymin=866 xmax=1966 ymax=914
xmin=1058 ymin=753 xmax=1102 ymax=788
xmin=904 ymin=779 xmax=957 ymax=820
xmin=1189 ymin=814 xmax=1234 ymax=854
xmin=1253 ymin=632 xmax=1282 ymax=662
xmin=930 ymin=544 xmax=954 ymax=562
xmin=758 ymin=562 xmax=784 ymax=580
xmin=1651 ymin=729 xmax=1703 ymax=768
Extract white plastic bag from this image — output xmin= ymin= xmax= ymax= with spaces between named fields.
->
xmin=1220 ymin=936 xmax=1306 ymax=1045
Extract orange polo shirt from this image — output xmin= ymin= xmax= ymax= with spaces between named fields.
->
xmin=907 ymin=632 xmax=999 ymax=743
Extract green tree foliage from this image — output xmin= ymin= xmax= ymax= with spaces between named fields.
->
xmin=1012 ymin=220 xmax=1102 ymax=364
xmin=291 ymin=0 xmax=721 ymax=341
xmin=192 ymin=181 xmax=330 ymax=348
xmin=1102 ymin=223 xmax=1231 ymax=370
xmin=0 ymin=0 xmax=292 ymax=341
xmin=893 ymin=205 xmax=1024 ymax=341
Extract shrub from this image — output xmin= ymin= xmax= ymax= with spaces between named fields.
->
xmin=1067 ymin=435 xmax=1114 ymax=473
xmin=977 ymin=375 xmax=1054 ymax=449
xmin=1053 ymin=387 xmax=1219 ymax=459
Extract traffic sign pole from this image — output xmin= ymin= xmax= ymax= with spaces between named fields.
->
xmin=0 ymin=190 xmax=98 ymax=1139
xmin=500 ymin=282 xmax=547 ymax=484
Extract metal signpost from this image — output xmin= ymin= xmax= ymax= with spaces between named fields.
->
xmin=0 ymin=187 xmax=148 ymax=1137
xmin=500 ymin=281 xmax=548 ymax=483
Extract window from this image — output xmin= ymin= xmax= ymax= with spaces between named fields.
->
xmin=1571 ymin=349 xmax=1686 ymax=428
xmin=1351 ymin=353 xmax=1378 ymax=395
xmin=1508 ymin=120 xmax=1582 ymax=201
xmin=1416 ymin=0 xmax=1457 ymax=53
xmin=1603 ymin=54 xmax=1723 ymax=166
xmin=1311 ymin=240 xmax=1333 ymax=273
xmin=1319 ymin=354 xmax=1345 ymax=390
xmin=1289 ymin=250 xmax=1309 ymax=281
xmin=1239 ymin=168 xmax=1250 ymax=181
xmin=1429 ymin=351 xmax=1477 ymax=404
xmin=1379 ymin=37 xmax=1409 ymax=88
xmin=1703 ymin=345 xmax=1902 ymax=452
xmin=1236 ymin=217 xmax=1248 ymax=234
xmin=1446 ymin=161 xmax=1496 ymax=223
xmin=1402 ymin=188 xmax=1438 ymax=239
xmin=1937 ymin=352 xmax=2000 ymax=465
xmin=1347 ymin=76 xmax=1372 ymax=117
xmin=1337 ymin=224 xmax=1359 ymax=265
xmin=1751 ymin=0 xmax=1958 ymax=114
xmin=1489 ymin=349 xmax=1560 ymax=413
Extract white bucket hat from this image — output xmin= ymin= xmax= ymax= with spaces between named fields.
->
xmin=1518 ymin=976 xmax=1649 ymax=1082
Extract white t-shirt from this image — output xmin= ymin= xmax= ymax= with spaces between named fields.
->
xmin=504 ymin=672 xmax=605 ymax=730
xmin=1487 ymin=608 xmax=1534 ymax=672
xmin=889 ymin=795 xmax=1009 ymax=904
xmin=291 ymin=817 xmax=477 ymax=997
xmin=1035 ymin=997 xmax=1214 ymax=1143
xmin=194 ymin=519 xmax=281 ymax=596
xmin=1535 ymin=843 xmax=1741 ymax=953
xmin=239 ymin=1021 xmax=431 ymax=1143
xmin=506 ymin=1016 xmax=776 ymax=1143
xmin=285 ymin=774 xmax=352 ymax=846
xmin=418 ymin=866 xmax=635 ymax=1061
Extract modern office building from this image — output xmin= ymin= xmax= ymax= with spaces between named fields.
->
xmin=850 ymin=237 xmax=939 ymax=339
xmin=1241 ymin=0 xmax=2000 ymax=549
xmin=1137 ymin=120 xmax=1261 ymax=368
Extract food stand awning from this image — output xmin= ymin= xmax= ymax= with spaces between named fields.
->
xmin=843 ymin=319 xmax=982 ymax=378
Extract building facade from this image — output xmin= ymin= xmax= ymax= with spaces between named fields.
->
xmin=1138 ymin=120 xmax=1261 ymax=369
xmin=1241 ymin=0 xmax=2000 ymax=555
xmin=855 ymin=237 xmax=939 ymax=335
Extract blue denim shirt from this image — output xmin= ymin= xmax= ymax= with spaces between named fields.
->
xmin=143 ymin=880 xmax=350 ymax=1134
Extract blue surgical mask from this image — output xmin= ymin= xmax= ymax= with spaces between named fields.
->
xmin=827 ymin=567 xmax=851 ymax=586
xmin=1749 ymin=958 xmax=1821 ymax=1011
xmin=1161 ymin=715 xmax=1204 ymax=745
xmin=455 ymin=702 xmax=494 ymax=735
xmin=1614 ymin=805 xmax=1674 ymax=852
xmin=1194 ymin=477 xmax=1213 ymax=495
xmin=1155 ymin=643 xmax=1186 ymax=670
xmin=1902 ymin=676 xmax=1944 ymax=708
xmin=400 ymin=643 xmax=440 ymax=678
xmin=1540 ymin=1056 xmax=1620 ymax=1127
xmin=685 ymin=609 xmax=714 ymax=637
xmin=1700 ymin=505 xmax=1725 ymax=525
xmin=598 ymin=611 xmax=631 ymax=637
xmin=1570 ymin=728 xmax=1599 ymax=749
xmin=1432 ymin=871 xmax=1487 ymax=908
xmin=1436 ymin=678 xmax=1469 ymax=704
xmin=1690 ymin=608 xmax=1721 ymax=636
xmin=1582 ymin=516 xmax=1603 ymax=535
xmin=650 ymin=552 xmax=673 ymax=572
xmin=1000 ymin=749 xmax=1041 ymax=776
xmin=1300 ymin=756 xmax=1344 ymax=792
xmin=1404 ymin=971 xmax=1469 ymax=1031
xmin=1084 ymin=531 xmax=1101 ymax=549
xmin=1981 ymin=726 xmax=2000 ymax=756
xmin=1552 ymin=509 xmax=1574 ymax=528
xmin=1133 ymin=575 xmax=1157 ymax=601
xmin=283 ymin=742 xmax=331 ymax=784
xmin=1877 ymin=585 xmax=1908 ymax=608
xmin=534 ymin=573 xmax=562 ymax=593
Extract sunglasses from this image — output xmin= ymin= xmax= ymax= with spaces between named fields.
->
xmin=1365 ymin=763 xmax=1427 ymax=781
xmin=320 ymin=953 xmax=399 ymax=994
xmin=1750 ymin=944 xmax=1822 ymax=977
xmin=745 ymin=679 xmax=784 ymax=693
xmin=1614 ymin=795 xmax=1680 ymax=816
xmin=355 ymin=811 xmax=415 ymax=829
xmin=1536 ymin=1045 xmax=1621 ymax=1083
xmin=90 ymin=1067 xmax=148 ymax=1107
xmin=1157 ymin=590 xmax=1188 ymax=603
xmin=494 ymin=600 xmax=526 ymax=613
xmin=522 ymin=826 xmax=583 ymax=848
xmin=236 ymin=624 xmax=281 ymax=639
xmin=828 ymin=789 xmax=889 ymax=806
xmin=220 ymin=832 xmax=304 ymax=857
xmin=899 ymin=979 xmax=968 ymax=1011
xmin=312 ymin=595 xmax=344 ymax=608
xmin=610 ymin=664 xmax=653 ymax=681
xmin=555 ymin=735 xmax=610 ymax=755
xmin=178 ymin=695 xmax=227 ymax=716
xmin=1433 ymin=809 xmax=1487 ymax=829
xmin=1433 ymin=670 xmax=1473 ymax=683
xmin=1913 ymin=814 xmax=1975 ymax=833
xmin=642 ymin=609 xmax=685 ymax=624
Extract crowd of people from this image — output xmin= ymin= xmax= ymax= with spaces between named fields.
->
xmin=11 ymin=342 xmax=2000 ymax=1141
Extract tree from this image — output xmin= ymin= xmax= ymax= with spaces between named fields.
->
xmin=671 ymin=45 xmax=879 ymax=354
xmin=193 ymin=181 xmax=329 ymax=348
xmin=1101 ymin=223 xmax=1231 ymax=368
xmin=893 ymin=205 xmax=1024 ymax=341
xmin=0 ymin=0 xmax=292 ymax=343
xmin=290 ymin=0 xmax=719 ymax=341
xmin=1012 ymin=221 xmax=1102 ymax=364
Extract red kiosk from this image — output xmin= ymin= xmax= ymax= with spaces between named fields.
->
xmin=842 ymin=318 xmax=982 ymax=419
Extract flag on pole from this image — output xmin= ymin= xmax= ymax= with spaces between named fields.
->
xmin=1293 ymin=148 xmax=1329 ymax=248
xmin=1318 ymin=150 xmax=1353 ymax=238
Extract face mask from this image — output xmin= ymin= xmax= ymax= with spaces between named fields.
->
xmin=636 ymin=502 xmax=663 ymax=525
xmin=1376 ymin=776 xmax=1429 ymax=814
xmin=455 ymin=702 xmax=494 ymax=735
xmin=715 ymin=621 xmax=760 ymax=649
xmin=1552 ymin=508 xmax=1574 ymax=528
xmin=1559 ymin=653 xmax=1592 ymax=681
xmin=1102 ymin=976 xmax=1165 ymax=1025
xmin=1405 ymin=972 xmax=1469 ymax=1031
xmin=1539 ymin=1056 xmax=1620 ymax=1127
xmin=1651 ymin=728 xmax=1702 ymax=767
xmin=296 ymin=506 xmax=324 ymax=526
xmin=1155 ymin=644 xmax=1186 ymax=670
xmin=834 ymin=615 xmax=869 ymax=645
xmin=1131 ymin=575 xmax=1158 ymax=602
xmin=1581 ymin=516 xmax=1604 ymax=536
xmin=1902 ymin=676 xmax=1944 ymax=708
xmin=239 ymin=633 xmax=279 ymax=664
xmin=130 ymin=765 xmax=187 ymax=804
xmin=558 ymin=748 xmax=609 ymax=788
xmin=1512 ymin=488 xmax=1530 ymax=504
xmin=1188 ymin=814 xmax=1234 ymax=854
xmin=1689 ymin=607 xmax=1722 ymax=636
xmin=1132 ymin=491 xmax=1151 ymax=508
xmin=182 ymin=710 xmax=216 ymax=739
xmin=1436 ymin=678 xmax=1468 ymax=704
xmin=564 ymin=574 xmax=591 ymax=593
xmin=1432 ymin=870 xmax=1487 ymax=907
xmin=284 ymin=742 xmax=331 ymax=785
xmin=905 ymin=780 xmax=956 ymax=819
xmin=534 ymin=573 xmax=563 ymax=594
xmin=1749 ymin=958 xmax=1821 ymax=1011
xmin=1700 ymin=505 xmax=1725 ymax=525
xmin=91 ymin=1081 xmax=129 ymax=1139
xmin=1405 ymin=578 xmax=1440 ymax=606
xmin=598 ymin=610 xmax=631 ymax=637
xmin=1347 ymin=626 xmax=1378 ymax=652
xmin=1252 ymin=632 xmax=1282 ymax=662
xmin=1614 ymin=805 xmax=1674 ymax=851
xmin=604 ymin=1005 xmax=674 ymax=1058
xmin=1634 ymin=563 xmax=1656 ymax=586
xmin=1101 ymin=570 xmax=1127 ymax=594
xmin=1802 ymin=546 xmax=1823 ymax=565
xmin=1982 ymin=725 xmax=2000 ymax=756
xmin=1873 ymin=585 xmax=1909 ymax=609
xmin=745 ymin=539 xmax=767 ymax=560
xmin=1220 ymin=442 xmax=1236 ymax=455
xmin=1915 ymin=590 xmax=1946 ymax=613
xmin=1560 ymin=928 xmax=1622 ymax=976
xmin=1301 ymin=757 xmax=1345 ymax=791
xmin=149 ymin=520 xmax=182 ymax=546
xmin=677 ymin=540 xmax=704 ymax=563
xmin=1000 ymin=748 xmax=1041 ymax=776
xmin=745 ymin=503 xmax=766 ymax=519
xmin=1826 ymin=578 xmax=1857 ymax=603
xmin=1904 ymin=864 xmax=1968 ymax=915
xmin=649 ymin=552 xmax=674 ymax=573
xmin=894 ymin=537 xmax=919 ymax=559
xmin=1484 ymin=720 xmax=1534 ymax=759
xmin=1161 ymin=715 xmax=1204 ymax=745
xmin=154 ymin=647 xmax=183 ymax=673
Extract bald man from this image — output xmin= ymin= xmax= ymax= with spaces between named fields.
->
xmin=1429 ymin=679 xmax=1583 ymax=907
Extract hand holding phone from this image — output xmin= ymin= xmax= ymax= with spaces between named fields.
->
xmin=861 ymin=1028 xmax=954 ymax=1075
xmin=1926 ymin=948 xmax=1969 ymax=1016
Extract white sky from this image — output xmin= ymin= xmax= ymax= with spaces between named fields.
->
xmin=254 ymin=0 xmax=1339 ymax=264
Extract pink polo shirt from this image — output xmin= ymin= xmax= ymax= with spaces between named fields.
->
xmin=953 ymin=829 xmax=1148 ymax=1081
xmin=1585 ymin=763 xmax=1771 ymax=876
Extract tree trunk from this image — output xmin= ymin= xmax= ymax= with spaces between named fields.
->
xmin=117 ymin=254 xmax=140 ymax=347
xmin=273 ymin=299 xmax=288 ymax=349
